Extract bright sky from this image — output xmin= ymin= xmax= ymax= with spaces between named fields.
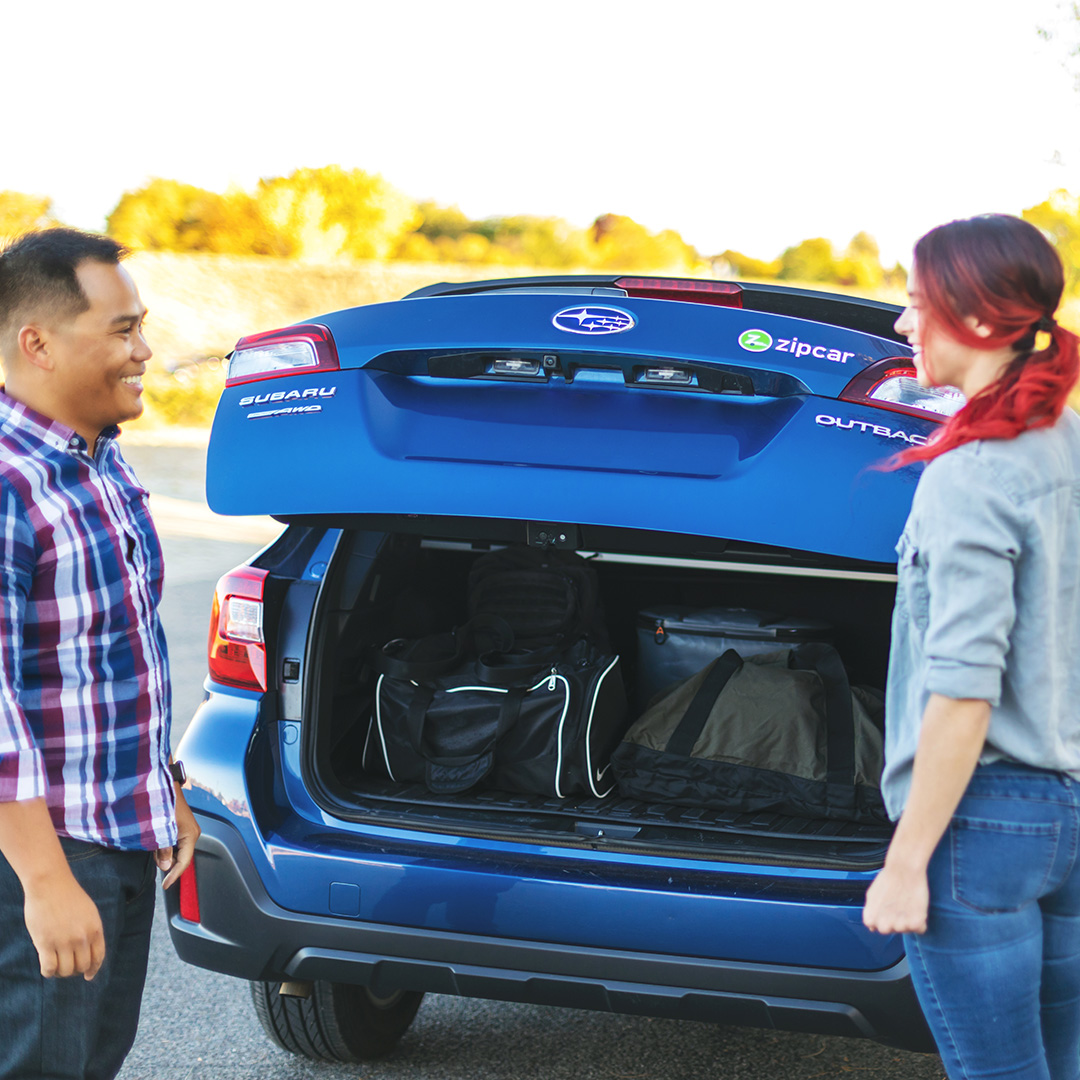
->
xmin=3 ymin=0 xmax=1079 ymax=267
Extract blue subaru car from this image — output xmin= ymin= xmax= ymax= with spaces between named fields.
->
xmin=167 ymin=275 xmax=961 ymax=1062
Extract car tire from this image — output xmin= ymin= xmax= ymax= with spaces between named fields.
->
xmin=250 ymin=980 xmax=424 ymax=1062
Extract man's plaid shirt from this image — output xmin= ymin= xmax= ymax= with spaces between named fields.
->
xmin=0 ymin=390 xmax=175 ymax=851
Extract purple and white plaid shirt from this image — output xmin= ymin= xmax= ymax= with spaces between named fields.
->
xmin=0 ymin=390 xmax=176 ymax=851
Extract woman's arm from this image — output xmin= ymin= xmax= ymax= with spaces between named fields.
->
xmin=863 ymin=693 xmax=990 ymax=935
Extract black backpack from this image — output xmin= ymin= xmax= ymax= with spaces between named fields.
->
xmin=466 ymin=546 xmax=609 ymax=652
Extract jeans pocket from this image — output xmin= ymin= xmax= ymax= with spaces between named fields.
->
xmin=61 ymin=839 xmax=105 ymax=864
xmin=950 ymin=816 xmax=1060 ymax=913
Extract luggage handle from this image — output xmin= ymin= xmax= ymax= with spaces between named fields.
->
xmin=786 ymin=643 xmax=855 ymax=798
xmin=373 ymin=614 xmax=515 ymax=683
xmin=664 ymin=650 xmax=744 ymax=757
xmin=405 ymin=685 xmax=527 ymax=795
xmin=475 ymin=640 xmax=572 ymax=687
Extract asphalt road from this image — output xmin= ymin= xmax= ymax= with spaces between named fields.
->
xmin=115 ymin=441 xmax=946 ymax=1080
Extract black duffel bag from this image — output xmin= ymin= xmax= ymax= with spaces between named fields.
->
xmin=369 ymin=617 xmax=626 ymax=799
xmin=611 ymin=643 xmax=886 ymax=823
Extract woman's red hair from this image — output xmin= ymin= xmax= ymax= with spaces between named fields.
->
xmin=891 ymin=214 xmax=1079 ymax=467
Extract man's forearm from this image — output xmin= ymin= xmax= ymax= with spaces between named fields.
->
xmin=0 ymin=796 xmax=72 ymax=889
xmin=0 ymin=796 xmax=107 ymax=979
xmin=886 ymin=693 xmax=991 ymax=873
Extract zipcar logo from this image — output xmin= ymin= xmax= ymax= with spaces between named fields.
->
xmin=738 ymin=329 xmax=772 ymax=352
xmin=552 ymin=306 xmax=636 ymax=335
xmin=739 ymin=328 xmax=854 ymax=363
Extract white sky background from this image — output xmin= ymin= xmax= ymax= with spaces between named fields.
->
xmin=2 ymin=0 xmax=1079 ymax=267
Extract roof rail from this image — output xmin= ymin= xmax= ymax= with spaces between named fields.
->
xmin=402 ymin=275 xmax=905 ymax=343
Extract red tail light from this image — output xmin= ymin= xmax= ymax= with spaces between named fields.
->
xmin=226 ymin=323 xmax=339 ymax=387
xmin=614 ymin=277 xmax=743 ymax=307
xmin=208 ymin=566 xmax=269 ymax=690
xmin=178 ymin=860 xmax=201 ymax=923
xmin=839 ymin=358 xmax=965 ymax=422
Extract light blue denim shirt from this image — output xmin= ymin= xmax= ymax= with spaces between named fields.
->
xmin=882 ymin=408 xmax=1080 ymax=819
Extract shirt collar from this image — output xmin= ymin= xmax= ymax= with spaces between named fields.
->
xmin=0 ymin=389 xmax=120 ymax=455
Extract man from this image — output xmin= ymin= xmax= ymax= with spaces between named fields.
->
xmin=0 ymin=228 xmax=198 ymax=1080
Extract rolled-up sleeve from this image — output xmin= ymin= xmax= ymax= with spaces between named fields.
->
xmin=918 ymin=453 xmax=1024 ymax=706
xmin=0 ymin=479 xmax=47 ymax=802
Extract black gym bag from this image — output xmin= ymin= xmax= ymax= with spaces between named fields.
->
xmin=369 ymin=618 xmax=626 ymax=798
xmin=366 ymin=546 xmax=626 ymax=798
xmin=611 ymin=643 xmax=887 ymax=823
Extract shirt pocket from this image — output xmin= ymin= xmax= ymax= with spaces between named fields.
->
xmin=123 ymin=488 xmax=164 ymax=593
xmin=949 ymin=815 xmax=1060 ymax=913
xmin=895 ymin=531 xmax=930 ymax=633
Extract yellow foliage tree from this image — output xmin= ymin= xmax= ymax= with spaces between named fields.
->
xmin=107 ymin=178 xmax=282 ymax=255
xmin=485 ymin=216 xmax=592 ymax=268
xmin=1024 ymin=190 xmax=1080 ymax=297
xmin=0 ymin=191 xmax=61 ymax=239
xmin=393 ymin=232 xmax=441 ymax=262
xmin=255 ymin=166 xmax=420 ymax=260
xmin=588 ymin=214 xmax=700 ymax=273
xmin=837 ymin=231 xmax=885 ymax=289
xmin=415 ymin=202 xmax=473 ymax=240
xmin=719 ymin=249 xmax=781 ymax=280
xmin=778 ymin=237 xmax=839 ymax=283
xmin=109 ymin=179 xmax=221 ymax=252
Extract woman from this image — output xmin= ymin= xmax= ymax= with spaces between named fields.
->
xmin=863 ymin=213 xmax=1080 ymax=1079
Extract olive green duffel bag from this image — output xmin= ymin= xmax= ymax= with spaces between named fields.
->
xmin=611 ymin=643 xmax=886 ymax=823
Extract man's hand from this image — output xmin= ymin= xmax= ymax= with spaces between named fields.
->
xmin=157 ymin=787 xmax=200 ymax=890
xmin=0 ymin=797 xmax=106 ymax=979
xmin=23 ymin=870 xmax=106 ymax=979
xmin=862 ymin=860 xmax=929 ymax=936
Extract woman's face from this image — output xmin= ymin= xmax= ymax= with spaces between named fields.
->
xmin=894 ymin=262 xmax=973 ymax=391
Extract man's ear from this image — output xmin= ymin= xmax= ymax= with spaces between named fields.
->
xmin=17 ymin=325 xmax=55 ymax=371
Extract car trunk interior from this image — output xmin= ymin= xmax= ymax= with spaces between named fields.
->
xmin=302 ymin=526 xmax=897 ymax=869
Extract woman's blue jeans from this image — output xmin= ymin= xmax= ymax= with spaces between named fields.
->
xmin=905 ymin=762 xmax=1080 ymax=1080
xmin=0 ymin=837 xmax=156 ymax=1080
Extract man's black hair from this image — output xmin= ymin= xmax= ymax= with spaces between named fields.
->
xmin=0 ymin=228 xmax=129 ymax=364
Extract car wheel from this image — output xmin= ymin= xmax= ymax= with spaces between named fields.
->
xmin=250 ymin=980 xmax=424 ymax=1062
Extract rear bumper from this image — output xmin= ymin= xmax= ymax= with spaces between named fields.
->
xmin=166 ymin=815 xmax=932 ymax=1051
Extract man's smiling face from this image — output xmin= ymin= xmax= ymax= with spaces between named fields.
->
xmin=43 ymin=259 xmax=151 ymax=443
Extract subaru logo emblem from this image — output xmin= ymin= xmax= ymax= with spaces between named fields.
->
xmin=552 ymin=306 xmax=636 ymax=335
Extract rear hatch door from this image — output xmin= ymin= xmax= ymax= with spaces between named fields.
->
xmin=207 ymin=292 xmax=926 ymax=563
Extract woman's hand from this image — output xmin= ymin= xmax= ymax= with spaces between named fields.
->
xmin=863 ymin=695 xmax=991 ymax=937
xmin=863 ymin=860 xmax=929 ymax=935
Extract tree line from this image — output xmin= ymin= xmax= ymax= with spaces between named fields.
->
xmin=2 ymin=167 xmax=1078 ymax=292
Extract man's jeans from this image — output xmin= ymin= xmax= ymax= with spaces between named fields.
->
xmin=906 ymin=762 xmax=1080 ymax=1080
xmin=0 ymin=837 xmax=156 ymax=1080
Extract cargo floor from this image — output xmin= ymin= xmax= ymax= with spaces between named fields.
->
xmin=328 ymin=772 xmax=893 ymax=869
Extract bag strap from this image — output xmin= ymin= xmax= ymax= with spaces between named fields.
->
xmin=664 ymin=649 xmax=744 ymax=757
xmin=474 ymin=641 xmax=568 ymax=687
xmin=373 ymin=615 xmax=514 ymax=683
xmin=787 ymin=642 xmax=856 ymax=813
